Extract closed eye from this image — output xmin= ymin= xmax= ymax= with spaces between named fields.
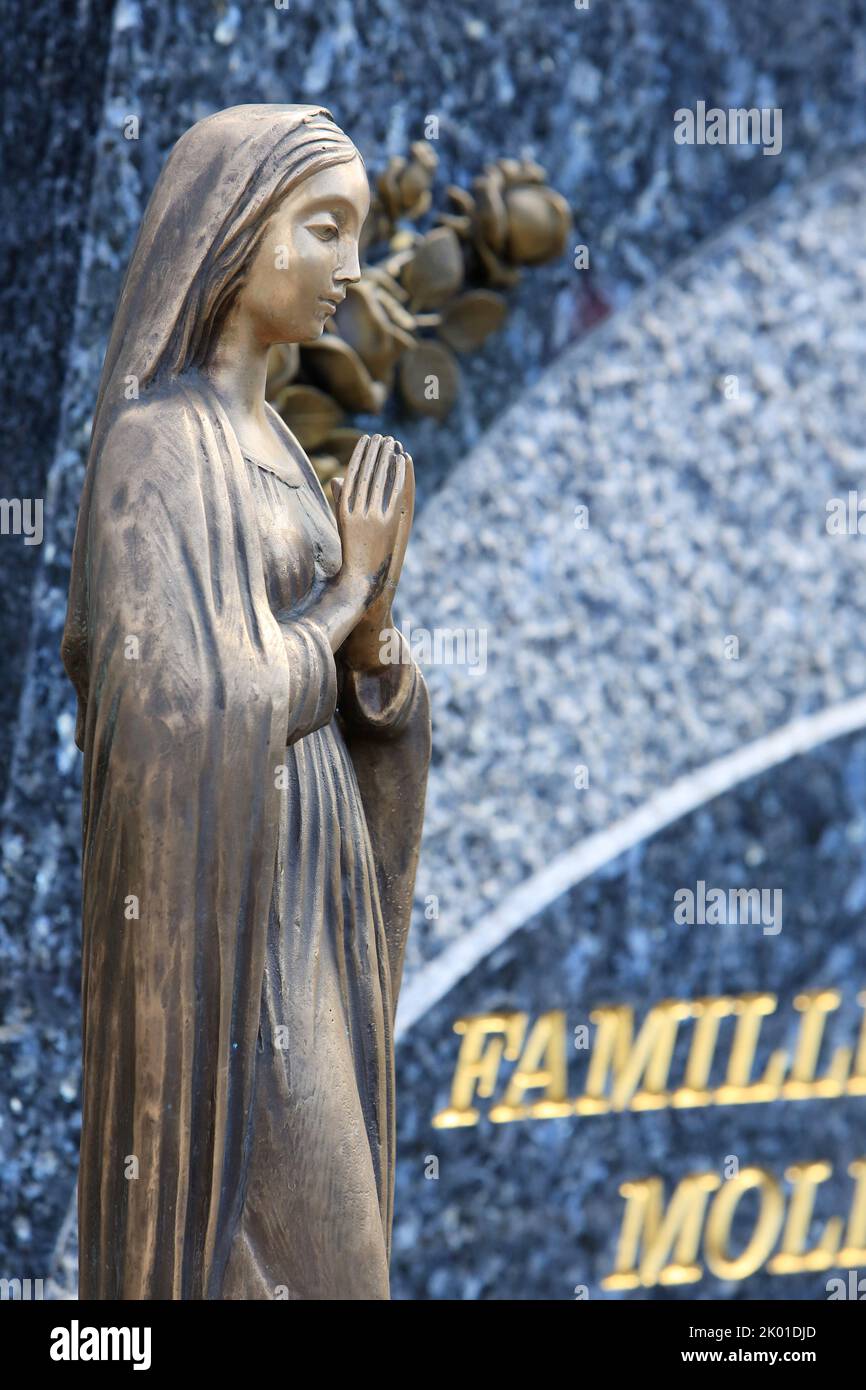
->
xmin=310 ymin=223 xmax=339 ymax=242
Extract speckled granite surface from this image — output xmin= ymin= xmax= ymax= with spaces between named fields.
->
xmin=391 ymin=731 xmax=866 ymax=1300
xmin=0 ymin=0 xmax=112 ymax=801
xmin=4 ymin=0 xmax=866 ymax=1289
xmin=400 ymin=160 xmax=866 ymax=977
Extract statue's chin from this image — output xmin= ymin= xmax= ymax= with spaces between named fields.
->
xmin=286 ymin=320 xmax=326 ymax=345
xmin=274 ymin=316 xmax=323 ymax=346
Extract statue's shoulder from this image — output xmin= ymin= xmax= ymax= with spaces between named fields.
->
xmin=91 ymin=383 xmax=211 ymax=518
xmin=100 ymin=382 xmax=201 ymax=460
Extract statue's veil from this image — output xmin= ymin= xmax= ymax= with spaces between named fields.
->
xmin=63 ymin=104 xmax=359 ymax=729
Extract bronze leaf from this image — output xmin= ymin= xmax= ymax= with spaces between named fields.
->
xmin=331 ymin=280 xmax=409 ymax=380
xmin=398 ymin=340 xmax=459 ymax=419
xmin=401 ymin=226 xmax=465 ymax=312
xmin=504 ymin=186 xmax=571 ymax=265
xmin=303 ymin=335 xmax=389 ymax=414
xmin=270 ymin=384 xmax=343 ymax=451
xmin=438 ymin=290 xmax=507 ymax=352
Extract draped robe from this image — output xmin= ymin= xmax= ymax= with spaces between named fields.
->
xmin=60 ymin=105 xmax=430 ymax=1299
xmin=64 ymin=377 xmax=429 ymax=1299
xmin=62 ymin=100 xmax=433 ymax=1301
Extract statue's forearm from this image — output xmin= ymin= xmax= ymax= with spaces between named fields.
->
xmin=279 ymin=570 xmax=369 ymax=655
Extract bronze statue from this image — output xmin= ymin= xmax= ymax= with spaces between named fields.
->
xmin=61 ymin=105 xmax=431 ymax=1300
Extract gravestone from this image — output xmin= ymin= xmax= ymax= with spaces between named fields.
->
xmin=4 ymin=0 xmax=866 ymax=1297
xmin=388 ymin=159 xmax=866 ymax=1299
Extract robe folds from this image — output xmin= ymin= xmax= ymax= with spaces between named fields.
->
xmin=61 ymin=377 xmax=430 ymax=1299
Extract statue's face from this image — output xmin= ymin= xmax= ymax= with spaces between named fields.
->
xmin=238 ymin=155 xmax=370 ymax=345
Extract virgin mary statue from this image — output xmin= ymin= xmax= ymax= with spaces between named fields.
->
xmin=61 ymin=104 xmax=431 ymax=1300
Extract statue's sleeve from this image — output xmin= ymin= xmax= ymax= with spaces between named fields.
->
xmin=337 ymin=630 xmax=419 ymax=739
xmin=278 ymin=613 xmax=339 ymax=746
xmin=338 ymin=631 xmax=431 ymax=1012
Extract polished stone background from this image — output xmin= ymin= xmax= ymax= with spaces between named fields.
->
xmin=392 ymin=732 xmax=866 ymax=1300
xmin=2 ymin=0 xmax=866 ymax=1299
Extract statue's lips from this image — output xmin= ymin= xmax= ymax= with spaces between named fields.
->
xmin=318 ymin=296 xmax=342 ymax=313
